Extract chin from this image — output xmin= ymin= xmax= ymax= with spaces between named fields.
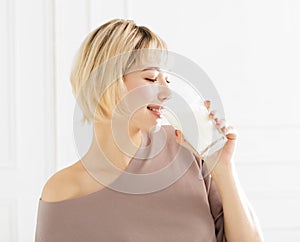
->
xmin=140 ymin=120 xmax=162 ymax=133
xmin=132 ymin=108 xmax=162 ymax=132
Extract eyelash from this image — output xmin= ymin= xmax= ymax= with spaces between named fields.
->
xmin=145 ymin=78 xmax=170 ymax=83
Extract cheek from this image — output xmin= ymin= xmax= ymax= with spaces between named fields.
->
xmin=124 ymin=85 xmax=159 ymax=111
xmin=125 ymin=81 xmax=137 ymax=91
xmin=138 ymin=85 xmax=158 ymax=102
xmin=134 ymin=106 xmax=148 ymax=117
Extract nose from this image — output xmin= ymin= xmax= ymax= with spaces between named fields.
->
xmin=157 ymin=88 xmax=171 ymax=102
xmin=157 ymin=72 xmax=172 ymax=102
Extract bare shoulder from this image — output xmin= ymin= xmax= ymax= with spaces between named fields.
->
xmin=41 ymin=161 xmax=102 ymax=202
xmin=41 ymin=161 xmax=81 ymax=202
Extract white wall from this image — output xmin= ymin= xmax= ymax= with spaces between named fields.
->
xmin=0 ymin=0 xmax=299 ymax=241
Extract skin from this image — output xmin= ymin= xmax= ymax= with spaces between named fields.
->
xmin=42 ymin=67 xmax=263 ymax=242
xmin=41 ymin=67 xmax=171 ymax=200
xmin=175 ymin=101 xmax=264 ymax=242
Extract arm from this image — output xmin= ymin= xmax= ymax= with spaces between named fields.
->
xmin=175 ymin=100 xmax=264 ymax=242
xmin=211 ymin=159 xmax=264 ymax=242
xmin=176 ymin=128 xmax=264 ymax=241
xmin=205 ymin=101 xmax=264 ymax=242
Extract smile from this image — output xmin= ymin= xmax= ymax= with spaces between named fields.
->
xmin=147 ymin=105 xmax=163 ymax=118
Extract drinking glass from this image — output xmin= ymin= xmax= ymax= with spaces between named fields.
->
xmin=160 ymin=73 xmax=227 ymax=170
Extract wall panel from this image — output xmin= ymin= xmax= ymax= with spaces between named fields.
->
xmin=54 ymin=0 xmax=90 ymax=169
xmin=1 ymin=0 xmax=299 ymax=241
xmin=0 ymin=199 xmax=17 ymax=242
xmin=0 ymin=0 xmax=16 ymax=169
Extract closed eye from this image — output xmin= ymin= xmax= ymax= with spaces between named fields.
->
xmin=145 ymin=78 xmax=157 ymax=82
xmin=145 ymin=78 xmax=170 ymax=83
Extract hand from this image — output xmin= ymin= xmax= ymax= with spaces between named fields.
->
xmin=175 ymin=100 xmax=238 ymax=170
xmin=205 ymin=100 xmax=237 ymax=167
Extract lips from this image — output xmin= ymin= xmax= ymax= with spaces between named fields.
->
xmin=147 ymin=105 xmax=163 ymax=118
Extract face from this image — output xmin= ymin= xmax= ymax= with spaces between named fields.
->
xmin=122 ymin=66 xmax=171 ymax=132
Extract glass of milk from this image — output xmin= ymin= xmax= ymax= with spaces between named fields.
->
xmin=160 ymin=74 xmax=227 ymax=164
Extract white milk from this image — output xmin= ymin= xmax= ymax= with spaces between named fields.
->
xmin=158 ymin=73 xmax=226 ymax=160
xmin=162 ymin=98 xmax=226 ymax=158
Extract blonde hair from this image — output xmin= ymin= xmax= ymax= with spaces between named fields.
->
xmin=70 ymin=19 xmax=168 ymax=124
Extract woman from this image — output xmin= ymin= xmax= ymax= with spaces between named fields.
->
xmin=35 ymin=19 xmax=263 ymax=242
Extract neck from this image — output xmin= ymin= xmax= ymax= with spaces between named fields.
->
xmin=85 ymin=118 xmax=142 ymax=171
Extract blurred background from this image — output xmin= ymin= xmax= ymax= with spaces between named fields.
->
xmin=0 ymin=0 xmax=299 ymax=241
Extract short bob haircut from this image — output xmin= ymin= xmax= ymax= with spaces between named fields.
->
xmin=70 ymin=19 xmax=168 ymax=124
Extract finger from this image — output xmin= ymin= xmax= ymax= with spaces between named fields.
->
xmin=175 ymin=129 xmax=184 ymax=144
xmin=215 ymin=118 xmax=226 ymax=129
xmin=220 ymin=126 xmax=227 ymax=134
xmin=215 ymin=120 xmax=222 ymax=129
xmin=226 ymin=132 xmax=237 ymax=140
xmin=204 ymin=100 xmax=211 ymax=110
xmin=208 ymin=110 xmax=216 ymax=119
xmin=224 ymin=126 xmax=238 ymax=140
xmin=174 ymin=133 xmax=202 ymax=159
